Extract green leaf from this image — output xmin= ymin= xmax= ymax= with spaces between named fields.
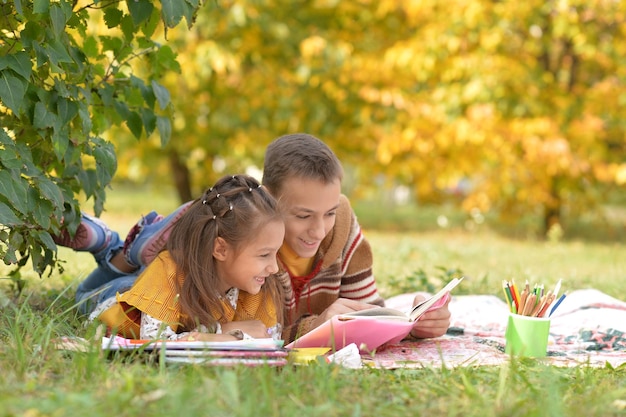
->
xmin=101 ymin=36 xmax=123 ymax=54
xmin=127 ymin=0 xmax=154 ymax=26
xmin=151 ymin=80 xmax=170 ymax=110
xmin=156 ymin=115 xmax=172 ymax=146
xmin=51 ymin=129 xmax=70 ymax=161
xmin=33 ymin=0 xmax=50 ymax=14
xmin=47 ymin=38 xmax=74 ymax=66
xmin=20 ymin=22 xmax=45 ymax=49
xmin=37 ymin=230 xmax=58 ymax=252
xmin=0 ymin=52 xmax=32 ymax=80
xmin=13 ymin=0 xmax=24 ymax=16
xmin=0 ymin=153 xmax=22 ymax=170
xmin=92 ymin=139 xmax=117 ymax=186
xmin=141 ymin=7 xmax=160 ymax=37
xmin=77 ymin=168 xmax=97 ymax=199
xmin=33 ymin=42 xmax=49 ymax=68
xmin=181 ymin=0 xmax=197 ymax=28
xmin=33 ymin=101 xmax=56 ymax=129
xmin=161 ymin=0 xmax=185 ymax=27
xmin=121 ymin=14 xmax=135 ymax=41
xmin=126 ymin=110 xmax=143 ymax=138
xmin=11 ymin=141 xmax=38 ymax=175
xmin=140 ymin=107 xmax=157 ymax=136
xmin=0 ymin=170 xmax=29 ymax=216
xmin=130 ymin=75 xmax=154 ymax=107
xmin=0 ymin=143 xmax=21 ymax=170
xmin=83 ymin=36 xmax=99 ymax=58
xmin=26 ymin=187 xmax=53 ymax=230
xmin=114 ymin=100 xmax=130 ymax=119
xmin=57 ymin=97 xmax=79 ymax=125
xmin=50 ymin=3 xmax=69 ymax=36
xmin=99 ymin=84 xmax=115 ymax=107
xmin=0 ymin=202 xmax=21 ymax=226
xmin=35 ymin=177 xmax=65 ymax=211
xmin=0 ymin=72 xmax=27 ymax=114
xmin=153 ymin=45 xmax=180 ymax=74
xmin=103 ymin=7 xmax=124 ymax=29
xmin=78 ymin=104 xmax=93 ymax=133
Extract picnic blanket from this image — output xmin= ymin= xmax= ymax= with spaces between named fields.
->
xmin=367 ymin=289 xmax=626 ymax=368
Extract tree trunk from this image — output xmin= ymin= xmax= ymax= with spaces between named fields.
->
xmin=543 ymin=177 xmax=562 ymax=237
xmin=168 ymin=149 xmax=193 ymax=204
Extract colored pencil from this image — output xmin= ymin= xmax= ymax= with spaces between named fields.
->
xmin=549 ymin=293 xmax=567 ymax=317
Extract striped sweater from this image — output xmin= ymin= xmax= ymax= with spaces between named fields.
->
xmin=277 ymin=194 xmax=385 ymax=343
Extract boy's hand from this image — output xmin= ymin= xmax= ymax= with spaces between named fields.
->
xmin=409 ymin=294 xmax=451 ymax=338
xmin=311 ymin=298 xmax=380 ymax=329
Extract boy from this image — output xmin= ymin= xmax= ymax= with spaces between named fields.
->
xmin=56 ymin=133 xmax=451 ymax=342
xmin=261 ymin=133 xmax=450 ymax=341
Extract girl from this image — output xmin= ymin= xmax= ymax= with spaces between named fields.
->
xmin=80 ymin=174 xmax=285 ymax=341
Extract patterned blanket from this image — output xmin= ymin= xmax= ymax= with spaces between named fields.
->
xmin=367 ymin=289 xmax=626 ymax=368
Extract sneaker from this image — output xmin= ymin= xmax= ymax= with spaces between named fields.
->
xmin=122 ymin=201 xmax=193 ymax=267
xmin=53 ymin=213 xmax=112 ymax=253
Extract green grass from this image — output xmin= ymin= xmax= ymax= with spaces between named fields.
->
xmin=1 ymin=184 xmax=626 ymax=417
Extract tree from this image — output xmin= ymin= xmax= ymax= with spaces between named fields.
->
xmin=371 ymin=0 xmax=626 ymax=235
xmin=0 ymin=0 xmax=204 ymax=277
xmin=111 ymin=0 xmax=415 ymax=201
xmin=112 ymin=0 xmax=626 ymax=238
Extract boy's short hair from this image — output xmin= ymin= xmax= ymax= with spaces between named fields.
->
xmin=262 ymin=133 xmax=344 ymax=194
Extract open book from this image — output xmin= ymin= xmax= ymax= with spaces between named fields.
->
xmin=285 ymin=277 xmax=463 ymax=352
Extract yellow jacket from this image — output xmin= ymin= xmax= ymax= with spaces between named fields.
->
xmin=98 ymin=251 xmax=277 ymax=339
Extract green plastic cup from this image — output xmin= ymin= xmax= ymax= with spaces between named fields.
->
xmin=505 ymin=313 xmax=550 ymax=358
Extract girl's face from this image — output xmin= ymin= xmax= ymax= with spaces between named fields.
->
xmin=277 ymin=176 xmax=341 ymax=258
xmin=215 ymin=219 xmax=285 ymax=295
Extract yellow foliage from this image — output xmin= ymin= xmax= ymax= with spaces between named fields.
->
xmin=96 ymin=0 xmax=626 ymax=232
xmin=300 ymin=36 xmax=327 ymax=58
xmin=616 ymin=164 xmax=626 ymax=185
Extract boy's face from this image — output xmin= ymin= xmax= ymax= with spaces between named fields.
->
xmin=277 ymin=176 xmax=341 ymax=258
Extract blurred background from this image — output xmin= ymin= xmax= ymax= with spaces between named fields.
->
xmin=98 ymin=0 xmax=625 ymax=242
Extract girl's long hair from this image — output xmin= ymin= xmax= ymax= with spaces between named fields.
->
xmin=166 ymin=174 xmax=284 ymax=331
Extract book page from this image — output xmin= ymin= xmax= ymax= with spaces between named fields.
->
xmin=338 ymin=307 xmax=409 ymax=320
xmin=408 ymin=277 xmax=464 ymax=321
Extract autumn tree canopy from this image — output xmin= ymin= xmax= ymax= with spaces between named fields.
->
xmin=115 ymin=0 xmax=626 ymax=235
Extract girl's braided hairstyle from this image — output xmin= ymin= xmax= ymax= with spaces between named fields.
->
xmin=166 ymin=174 xmax=284 ymax=332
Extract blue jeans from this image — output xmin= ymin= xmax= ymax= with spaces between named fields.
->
xmin=75 ymin=231 xmax=145 ymax=315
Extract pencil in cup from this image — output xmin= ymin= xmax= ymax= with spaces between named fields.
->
xmin=502 ymin=279 xmax=566 ymax=318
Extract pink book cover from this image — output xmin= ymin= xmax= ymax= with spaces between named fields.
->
xmin=286 ymin=277 xmax=462 ymax=352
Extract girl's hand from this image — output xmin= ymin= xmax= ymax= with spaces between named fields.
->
xmin=183 ymin=332 xmax=238 ymax=342
xmin=221 ymin=320 xmax=268 ymax=338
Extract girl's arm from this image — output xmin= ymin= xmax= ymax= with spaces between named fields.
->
xmin=139 ymin=313 xmax=250 ymax=341
xmin=140 ymin=312 xmax=190 ymax=340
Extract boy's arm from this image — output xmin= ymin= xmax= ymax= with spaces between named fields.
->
xmin=340 ymin=234 xmax=385 ymax=307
